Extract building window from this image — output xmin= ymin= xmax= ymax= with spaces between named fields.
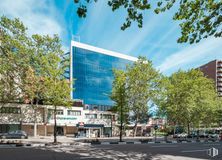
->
xmin=85 ymin=114 xmax=97 ymax=119
xmin=67 ymin=110 xmax=81 ymax=116
xmin=101 ymin=114 xmax=111 ymax=119
xmin=48 ymin=109 xmax=63 ymax=115
xmin=56 ymin=110 xmax=63 ymax=115
xmin=0 ymin=107 xmax=21 ymax=114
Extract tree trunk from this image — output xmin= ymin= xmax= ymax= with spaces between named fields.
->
xmin=54 ymin=106 xmax=57 ymax=143
xmin=30 ymin=100 xmax=37 ymax=137
xmin=187 ymin=123 xmax=190 ymax=135
xmin=120 ymin=103 xmax=123 ymax=142
xmin=133 ymin=118 xmax=138 ymax=137
xmin=134 ymin=124 xmax=138 ymax=137
xmin=34 ymin=99 xmax=39 ymax=137
xmin=34 ymin=123 xmax=37 ymax=137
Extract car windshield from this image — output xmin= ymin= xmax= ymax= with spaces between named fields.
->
xmin=15 ymin=130 xmax=25 ymax=134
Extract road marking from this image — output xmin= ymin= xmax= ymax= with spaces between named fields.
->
xmin=151 ymin=145 xmax=178 ymax=148
xmin=181 ymin=149 xmax=208 ymax=153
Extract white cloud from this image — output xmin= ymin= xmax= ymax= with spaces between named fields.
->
xmin=157 ymin=37 xmax=222 ymax=73
xmin=0 ymin=0 xmax=63 ymax=36
xmin=146 ymin=25 xmax=178 ymax=55
xmin=122 ymin=15 xmax=159 ymax=54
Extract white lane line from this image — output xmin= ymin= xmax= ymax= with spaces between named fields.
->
xmin=181 ymin=149 xmax=208 ymax=153
xmin=151 ymin=145 xmax=178 ymax=148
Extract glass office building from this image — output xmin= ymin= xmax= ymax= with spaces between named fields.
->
xmin=70 ymin=41 xmax=137 ymax=110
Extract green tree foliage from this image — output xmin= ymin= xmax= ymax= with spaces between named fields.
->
xmin=110 ymin=69 xmax=128 ymax=141
xmin=74 ymin=0 xmax=222 ymax=44
xmin=32 ymin=34 xmax=71 ymax=143
xmin=126 ymin=56 xmax=161 ymax=136
xmin=111 ymin=57 xmax=162 ymax=137
xmin=0 ymin=16 xmax=72 ymax=141
xmin=160 ymin=69 xmax=218 ymax=133
xmin=213 ymin=97 xmax=222 ymax=126
xmin=0 ymin=16 xmax=31 ymax=103
xmin=22 ymin=66 xmax=45 ymax=136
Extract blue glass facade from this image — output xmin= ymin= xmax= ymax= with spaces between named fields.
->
xmin=71 ymin=45 xmax=134 ymax=110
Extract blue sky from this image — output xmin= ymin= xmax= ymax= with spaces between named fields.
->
xmin=1 ymin=0 xmax=222 ymax=75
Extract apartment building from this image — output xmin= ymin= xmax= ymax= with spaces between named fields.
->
xmin=199 ymin=60 xmax=222 ymax=96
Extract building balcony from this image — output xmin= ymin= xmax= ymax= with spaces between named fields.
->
xmin=217 ymin=61 xmax=222 ymax=66
xmin=218 ymin=83 xmax=222 ymax=87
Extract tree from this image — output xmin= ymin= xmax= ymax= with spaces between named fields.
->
xmin=110 ymin=69 xmax=128 ymax=142
xmin=0 ymin=16 xmax=31 ymax=104
xmin=126 ymin=56 xmax=161 ymax=136
xmin=160 ymin=69 xmax=218 ymax=134
xmin=22 ymin=66 xmax=45 ymax=137
xmin=74 ymin=0 xmax=222 ymax=44
xmin=213 ymin=97 xmax=222 ymax=127
xmin=0 ymin=16 xmax=72 ymax=141
xmin=33 ymin=34 xmax=71 ymax=143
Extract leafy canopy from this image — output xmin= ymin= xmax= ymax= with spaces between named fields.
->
xmin=74 ymin=0 xmax=222 ymax=44
xmin=160 ymin=69 xmax=219 ymax=129
xmin=0 ymin=16 xmax=71 ymax=107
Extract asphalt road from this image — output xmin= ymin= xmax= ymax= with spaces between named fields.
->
xmin=0 ymin=142 xmax=221 ymax=160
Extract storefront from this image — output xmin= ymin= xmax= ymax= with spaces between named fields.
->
xmin=76 ymin=123 xmax=104 ymax=138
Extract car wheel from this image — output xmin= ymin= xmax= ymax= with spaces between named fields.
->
xmin=21 ymin=136 xmax=25 ymax=139
xmin=2 ymin=136 xmax=6 ymax=139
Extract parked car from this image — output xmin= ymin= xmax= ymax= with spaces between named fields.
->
xmin=0 ymin=130 xmax=28 ymax=139
xmin=173 ymin=133 xmax=188 ymax=138
xmin=209 ymin=134 xmax=219 ymax=139
xmin=199 ymin=133 xmax=209 ymax=138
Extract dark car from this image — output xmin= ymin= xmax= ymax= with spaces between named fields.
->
xmin=0 ymin=130 xmax=28 ymax=139
xmin=187 ymin=132 xmax=197 ymax=138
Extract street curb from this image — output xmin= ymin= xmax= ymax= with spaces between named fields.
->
xmin=0 ymin=142 xmax=92 ymax=147
xmin=1 ymin=139 xmax=220 ymax=146
xmin=101 ymin=142 xmax=110 ymax=145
